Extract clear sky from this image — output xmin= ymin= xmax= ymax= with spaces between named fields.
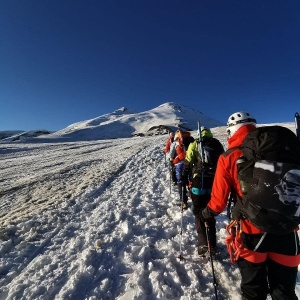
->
xmin=1 ymin=0 xmax=300 ymax=131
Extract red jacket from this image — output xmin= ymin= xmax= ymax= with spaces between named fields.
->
xmin=173 ymin=143 xmax=186 ymax=164
xmin=207 ymin=124 xmax=263 ymax=234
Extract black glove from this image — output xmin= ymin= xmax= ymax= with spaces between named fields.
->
xmin=199 ymin=207 xmax=217 ymax=223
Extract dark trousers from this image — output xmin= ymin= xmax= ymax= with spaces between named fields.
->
xmin=168 ymin=162 xmax=177 ymax=184
xmin=175 ymin=163 xmax=188 ymax=204
xmin=237 ymin=231 xmax=300 ymax=299
xmin=238 ymin=258 xmax=298 ymax=300
xmin=178 ymin=183 xmax=188 ymax=204
xmin=190 ymin=176 xmax=216 ymax=247
xmin=171 ymin=164 xmax=177 ymax=184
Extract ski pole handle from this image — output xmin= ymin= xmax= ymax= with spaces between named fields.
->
xmin=197 ymin=121 xmax=205 ymax=163
xmin=295 ymin=112 xmax=300 ymax=141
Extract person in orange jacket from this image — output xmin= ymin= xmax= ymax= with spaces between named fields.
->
xmin=200 ymin=111 xmax=300 ymax=300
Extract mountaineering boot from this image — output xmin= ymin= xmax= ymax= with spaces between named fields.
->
xmin=198 ymin=245 xmax=216 ymax=257
xmin=198 ymin=245 xmax=208 ymax=256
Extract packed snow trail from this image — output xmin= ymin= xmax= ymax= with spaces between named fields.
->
xmin=1 ymin=134 xmax=297 ymax=299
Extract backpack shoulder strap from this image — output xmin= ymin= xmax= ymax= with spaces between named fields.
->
xmin=222 ymin=146 xmax=241 ymax=157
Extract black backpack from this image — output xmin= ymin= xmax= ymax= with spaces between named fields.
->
xmin=233 ymin=125 xmax=300 ymax=234
xmin=202 ymin=137 xmax=224 ymax=170
xmin=181 ymin=132 xmax=195 ymax=151
xmin=198 ymin=137 xmax=224 ymax=189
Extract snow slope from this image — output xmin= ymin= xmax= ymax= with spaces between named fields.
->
xmin=0 ymin=123 xmax=299 ymax=300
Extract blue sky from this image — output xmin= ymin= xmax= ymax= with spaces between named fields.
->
xmin=1 ymin=1 xmax=300 ymax=131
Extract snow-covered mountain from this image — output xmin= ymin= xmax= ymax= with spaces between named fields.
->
xmin=49 ymin=102 xmax=224 ymax=141
xmin=0 ymin=102 xmax=224 ymax=142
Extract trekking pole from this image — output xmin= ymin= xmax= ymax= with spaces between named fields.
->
xmin=169 ymin=162 xmax=172 ymax=194
xmin=197 ymin=121 xmax=205 ymax=191
xmin=205 ymin=222 xmax=218 ymax=300
xmin=177 ymin=185 xmax=185 ymax=261
xmin=197 ymin=121 xmax=205 ymax=162
xmin=295 ymin=112 xmax=300 ymax=141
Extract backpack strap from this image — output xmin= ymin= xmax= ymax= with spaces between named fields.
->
xmin=222 ymin=146 xmax=259 ymax=184
xmin=222 ymin=146 xmax=241 ymax=157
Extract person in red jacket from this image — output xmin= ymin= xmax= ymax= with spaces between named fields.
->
xmin=200 ymin=111 xmax=300 ymax=300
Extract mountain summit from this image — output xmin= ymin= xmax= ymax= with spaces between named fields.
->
xmin=48 ymin=102 xmax=224 ymax=141
xmin=1 ymin=102 xmax=224 ymax=142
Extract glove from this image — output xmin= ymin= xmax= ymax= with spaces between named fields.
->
xmin=199 ymin=207 xmax=217 ymax=224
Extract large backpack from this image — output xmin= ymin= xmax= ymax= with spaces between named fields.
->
xmin=202 ymin=137 xmax=224 ymax=170
xmin=181 ymin=131 xmax=194 ymax=151
xmin=233 ymin=125 xmax=300 ymax=234
xmin=198 ymin=137 xmax=224 ymax=190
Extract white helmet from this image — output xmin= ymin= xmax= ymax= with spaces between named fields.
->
xmin=227 ymin=111 xmax=256 ymax=137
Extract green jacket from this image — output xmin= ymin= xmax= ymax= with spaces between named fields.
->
xmin=183 ymin=140 xmax=203 ymax=178
xmin=185 ymin=140 xmax=200 ymax=165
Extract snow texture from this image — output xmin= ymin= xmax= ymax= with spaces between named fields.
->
xmin=0 ymin=103 xmax=299 ymax=299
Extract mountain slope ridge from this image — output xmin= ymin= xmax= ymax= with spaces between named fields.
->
xmin=25 ymin=102 xmax=224 ymax=142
